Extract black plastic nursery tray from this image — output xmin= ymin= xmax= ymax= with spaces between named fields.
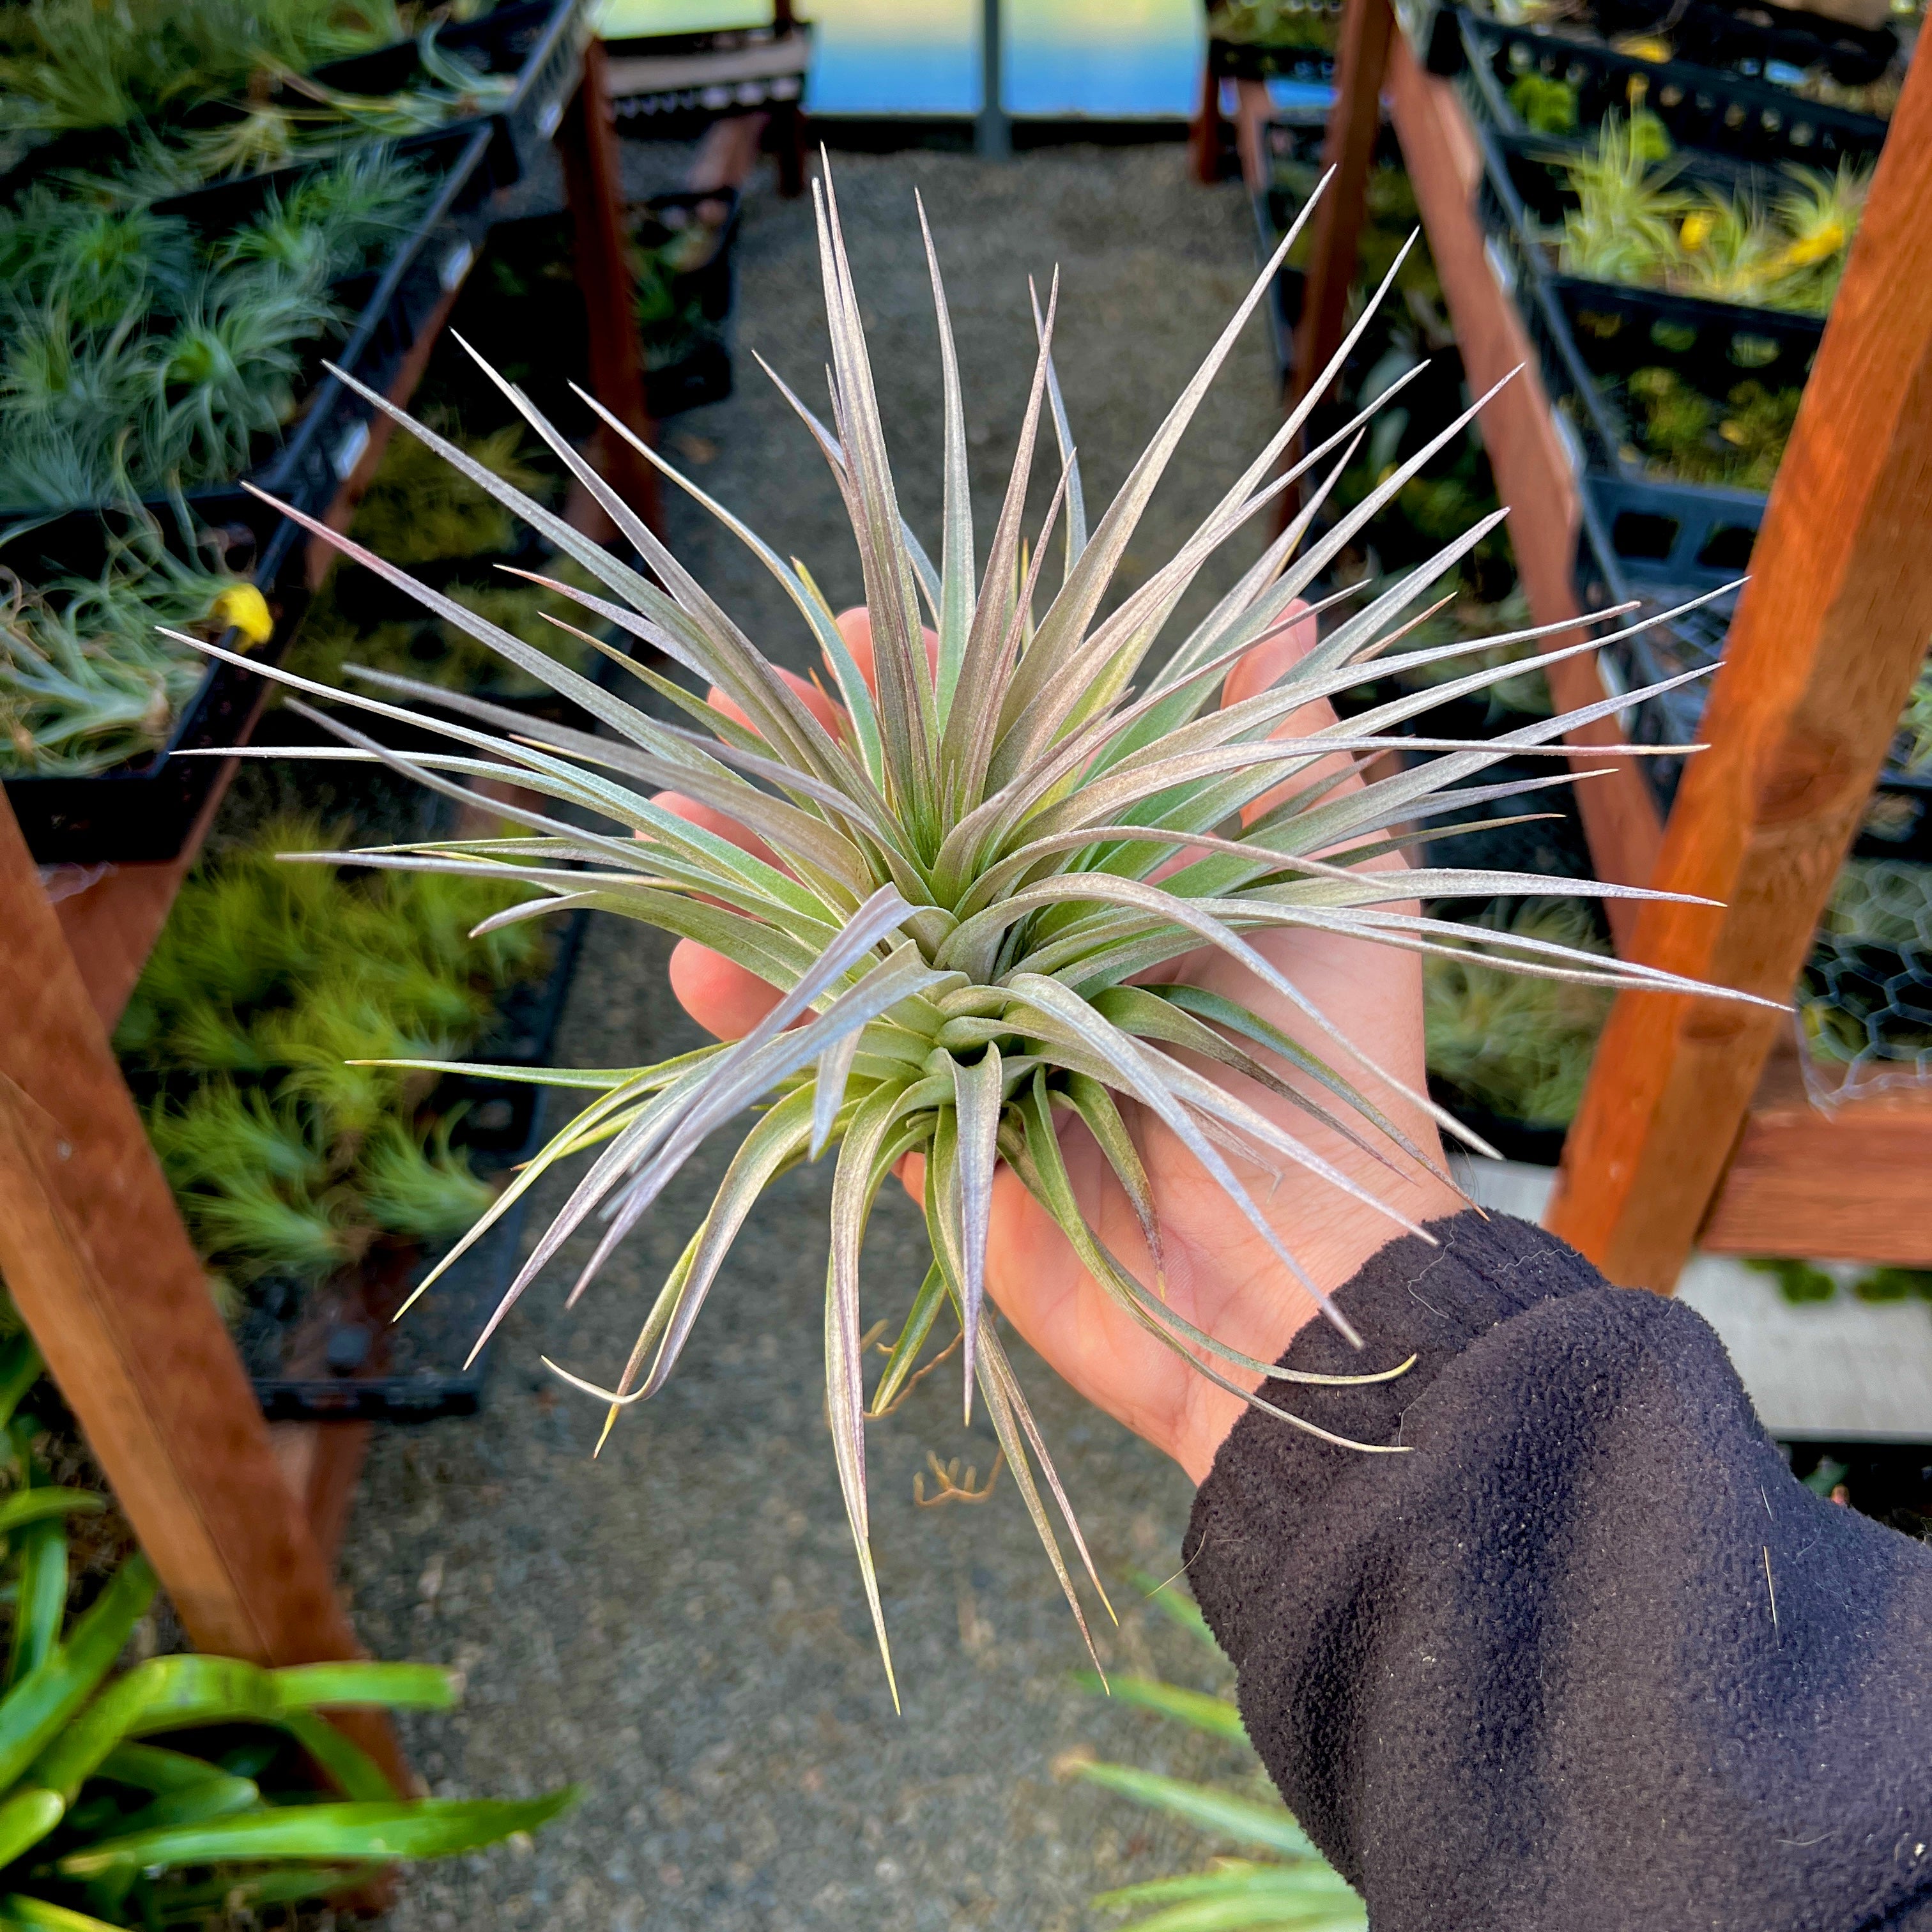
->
xmin=1250 ymin=114 xmax=1330 ymax=381
xmin=0 ymin=122 xmax=502 ymax=564
xmin=1456 ymin=13 xmax=1889 ymax=171
xmin=602 ymin=20 xmax=811 ymax=137
xmin=636 ymin=185 xmax=740 ymax=417
xmin=1 ymin=128 xmax=506 ymax=864
xmin=1414 ymin=0 xmax=1903 ymax=98
xmin=1574 ymin=498 xmax=1932 ymax=856
xmin=1476 ymin=123 xmax=1828 ymax=586
xmin=245 ymin=908 xmax=590 ymax=1422
xmin=3 ymin=519 xmax=312 ymax=866
xmin=1209 ymin=33 xmax=1340 ymax=85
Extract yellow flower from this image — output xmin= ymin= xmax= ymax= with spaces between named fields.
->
xmin=208 ymin=583 xmax=273 ymax=647
xmin=1782 ymin=221 xmax=1846 ymax=266
xmin=1680 ymin=211 xmax=1714 ymax=250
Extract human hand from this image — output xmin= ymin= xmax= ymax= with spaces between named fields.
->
xmin=659 ymin=607 xmax=1460 ymax=1485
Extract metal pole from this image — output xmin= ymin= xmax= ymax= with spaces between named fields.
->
xmin=977 ymin=0 xmax=1009 ymax=157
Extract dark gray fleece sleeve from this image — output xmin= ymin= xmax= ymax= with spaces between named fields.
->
xmin=1184 ymin=1209 xmax=1932 ymax=1932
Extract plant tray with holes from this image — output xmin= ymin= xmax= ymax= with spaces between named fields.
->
xmin=1208 ymin=36 xmax=1339 ymax=84
xmin=633 ymin=185 xmax=740 ymax=417
xmin=1476 ymin=122 xmax=1826 ymax=586
xmin=602 ymin=20 xmax=812 ymax=137
xmin=1572 ymin=494 xmax=1932 ymax=857
xmin=0 ymin=122 xmax=499 ymax=568
xmin=3 ymin=519 xmax=312 ymax=866
xmin=1250 ymin=112 xmax=1332 ymax=380
xmin=1456 ymin=13 xmax=1889 ymax=171
xmin=1413 ymin=0 xmax=1903 ymax=100
xmin=245 ymin=909 xmax=588 ymax=1423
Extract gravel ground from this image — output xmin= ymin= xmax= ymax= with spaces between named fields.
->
xmin=339 ymin=139 xmax=1289 ymax=1932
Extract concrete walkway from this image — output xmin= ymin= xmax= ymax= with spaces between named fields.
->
xmin=341 ymin=142 xmax=1289 ymax=1932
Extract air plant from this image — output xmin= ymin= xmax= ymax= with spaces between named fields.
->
xmin=1670 ymin=187 xmax=1790 ymax=306
xmin=185 ymin=174 xmax=1759 ymax=1694
xmin=0 ymin=0 xmax=408 ymax=137
xmin=360 ymin=1115 xmax=498 ymax=1242
xmin=0 ymin=188 xmax=196 ymax=328
xmin=0 ymin=150 xmax=425 ymax=505
xmin=121 ymin=820 xmax=546 ymax=1286
xmin=1898 ymin=660 xmax=1932 ymax=773
xmin=1206 ymin=0 xmax=1343 ymax=50
xmin=1620 ymin=364 xmax=1801 ymax=490
xmin=1557 ymin=109 xmax=1687 ymax=286
xmin=155 ymin=267 xmax=328 ymax=479
xmin=1772 ymin=158 xmax=1873 ymax=310
xmin=1556 ymin=121 xmax=1866 ymax=316
xmin=1423 ymin=898 xmax=1613 ymax=1129
xmin=216 ymin=144 xmax=427 ymax=284
xmin=0 ymin=520 xmax=254 ymax=777
xmin=1508 ymin=70 xmax=1580 ymax=134
xmin=1359 ymin=574 xmax=1548 ymax=716
xmin=348 ymin=417 xmax=551 ymax=564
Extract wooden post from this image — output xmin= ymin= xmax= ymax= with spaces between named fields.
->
xmin=1546 ymin=47 xmax=1932 ymax=1289
xmin=1289 ymin=0 xmax=1393 ymax=408
xmin=558 ymin=39 xmax=661 ymax=534
xmin=1192 ymin=61 xmax=1225 ymax=185
xmin=0 ymin=800 xmax=404 ymax=1786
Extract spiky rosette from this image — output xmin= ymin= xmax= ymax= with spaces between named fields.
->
xmin=181 ymin=169 xmax=1757 ymax=1701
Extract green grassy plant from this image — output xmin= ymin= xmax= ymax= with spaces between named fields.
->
xmin=1619 ymin=364 xmax=1801 ymax=491
xmin=0 ymin=521 xmax=247 ymax=776
xmin=1508 ymin=70 xmax=1579 ymax=134
xmin=0 ymin=0 xmax=507 ymax=172
xmin=185 ymin=172 xmax=1763 ymax=1687
xmin=0 ymin=0 xmax=408 ymax=136
xmin=1070 ymin=1574 xmax=1365 ymax=1931
xmin=632 ymin=197 xmax=734 ymax=374
xmin=120 ymin=819 xmax=544 ymax=1284
xmin=0 ymin=1334 xmax=573 ymax=1928
xmin=1424 ymin=898 xmax=1613 ymax=1129
xmin=0 ymin=149 xmax=425 ymax=507
xmin=1745 ymin=1255 xmax=1836 ymax=1303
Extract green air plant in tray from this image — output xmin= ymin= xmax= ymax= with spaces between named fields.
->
xmin=1424 ymin=898 xmax=1613 ymax=1131
xmin=0 ymin=0 xmax=510 ymax=181
xmin=176 ymin=173 xmax=1759 ymax=1696
xmin=1616 ymin=364 xmax=1802 ymax=490
xmin=0 ymin=1333 xmax=574 ymax=1928
xmin=0 ymin=519 xmax=265 ymax=777
xmin=118 ymin=820 xmax=546 ymax=1298
xmin=1551 ymin=112 xmax=1871 ymax=316
xmin=0 ymin=146 xmax=427 ymax=509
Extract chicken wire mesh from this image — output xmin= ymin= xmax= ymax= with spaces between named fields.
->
xmin=1797 ymin=859 xmax=1932 ymax=1110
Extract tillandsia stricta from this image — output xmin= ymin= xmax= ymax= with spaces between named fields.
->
xmin=179 ymin=167 xmax=1763 ymax=1701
